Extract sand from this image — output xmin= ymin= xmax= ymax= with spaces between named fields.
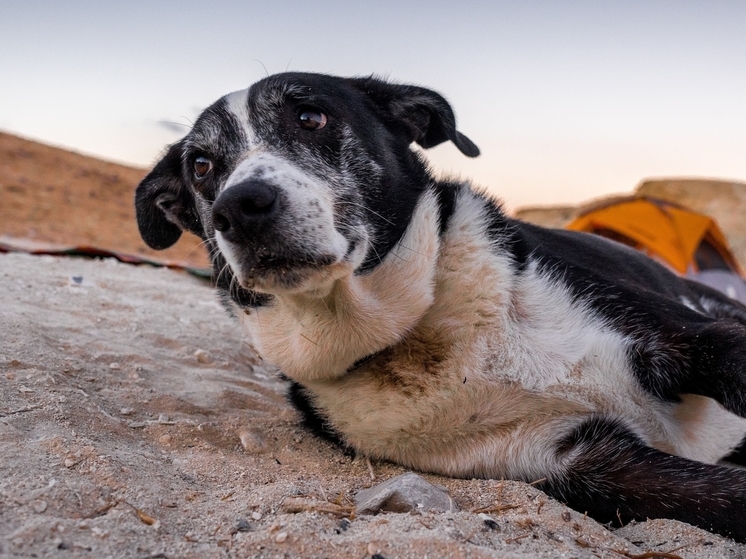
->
xmin=2 ymin=251 xmax=745 ymax=559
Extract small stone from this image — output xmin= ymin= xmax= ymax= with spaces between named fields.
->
xmin=239 ymin=430 xmax=267 ymax=453
xmin=158 ymin=414 xmax=173 ymax=424
xmin=119 ymin=408 xmax=134 ymax=416
xmin=236 ymin=519 xmax=251 ymax=532
xmin=275 ymin=531 xmax=288 ymax=543
xmin=158 ymin=434 xmax=172 ymax=445
xmin=108 ymin=362 xmax=121 ymax=370
xmin=355 ymin=472 xmax=457 ymax=515
xmin=91 ymin=527 xmax=109 ymax=538
xmin=478 ymin=513 xmax=499 ymax=531
xmin=251 ymin=511 xmax=263 ymax=521
xmin=367 ymin=542 xmax=378 ymax=555
xmin=64 ymin=458 xmax=76 ymax=468
xmin=30 ymin=500 xmax=47 ymax=513
xmin=336 ymin=518 xmax=351 ymax=533
xmin=194 ymin=349 xmax=212 ymax=364
xmin=562 ymin=511 xmax=572 ymax=522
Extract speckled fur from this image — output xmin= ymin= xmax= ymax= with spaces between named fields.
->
xmin=135 ymin=72 xmax=746 ymax=541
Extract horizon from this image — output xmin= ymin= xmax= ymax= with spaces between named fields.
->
xmin=2 ymin=1 xmax=745 ymax=210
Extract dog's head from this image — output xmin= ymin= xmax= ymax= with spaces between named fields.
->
xmin=135 ymin=72 xmax=478 ymax=299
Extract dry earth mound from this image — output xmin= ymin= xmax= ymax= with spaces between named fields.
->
xmin=0 ymin=132 xmax=208 ymax=268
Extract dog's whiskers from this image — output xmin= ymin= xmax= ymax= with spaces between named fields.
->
xmin=336 ymin=201 xmax=395 ymax=226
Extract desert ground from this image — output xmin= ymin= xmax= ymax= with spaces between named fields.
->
xmin=2 ymin=133 xmax=746 ymax=558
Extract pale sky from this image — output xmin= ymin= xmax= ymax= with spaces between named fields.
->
xmin=2 ymin=1 xmax=745 ymax=210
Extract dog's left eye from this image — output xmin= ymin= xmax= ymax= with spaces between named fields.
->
xmin=193 ymin=156 xmax=213 ymax=179
xmin=298 ymin=109 xmax=328 ymax=131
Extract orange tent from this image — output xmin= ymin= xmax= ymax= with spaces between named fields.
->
xmin=566 ymin=196 xmax=742 ymax=276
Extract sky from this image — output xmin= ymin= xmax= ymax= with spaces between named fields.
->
xmin=2 ymin=1 xmax=745 ymax=210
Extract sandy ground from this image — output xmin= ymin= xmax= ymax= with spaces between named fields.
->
xmin=2 ymin=251 xmax=746 ymax=559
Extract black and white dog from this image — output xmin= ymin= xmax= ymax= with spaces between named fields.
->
xmin=135 ymin=72 xmax=746 ymax=541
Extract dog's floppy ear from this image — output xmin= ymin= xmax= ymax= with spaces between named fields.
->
xmin=135 ymin=140 xmax=204 ymax=250
xmin=351 ymin=77 xmax=480 ymax=157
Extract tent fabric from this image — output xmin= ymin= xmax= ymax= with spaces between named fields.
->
xmin=566 ymin=196 xmax=741 ymax=276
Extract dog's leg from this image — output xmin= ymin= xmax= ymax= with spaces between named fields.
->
xmin=632 ymin=318 xmax=746 ymax=418
xmin=540 ymin=416 xmax=746 ymax=542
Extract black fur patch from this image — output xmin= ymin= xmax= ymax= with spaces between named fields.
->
xmin=285 ymin=379 xmax=349 ymax=450
xmin=541 ymin=416 xmax=746 ymax=542
xmin=501 ymin=222 xmax=746 ymax=414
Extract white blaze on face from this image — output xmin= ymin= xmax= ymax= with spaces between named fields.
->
xmin=224 ymin=89 xmax=253 ymax=140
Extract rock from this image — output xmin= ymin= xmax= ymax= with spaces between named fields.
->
xmin=194 ymin=349 xmax=212 ymax=364
xmin=514 ymin=205 xmax=578 ymax=229
xmin=239 ymin=429 xmax=267 ymax=454
xmin=30 ymin=500 xmax=47 ymax=513
xmin=355 ymin=472 xmax=457 ymax=515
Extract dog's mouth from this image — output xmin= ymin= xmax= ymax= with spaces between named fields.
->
xmin=221 ymin=236 xmax=368 ymax=296
xmin=242 ymin=253 xmax=337 ymax=290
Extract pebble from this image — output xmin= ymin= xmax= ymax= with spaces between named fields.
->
xmin=336 ymin=518 xmax=351 ymax=533
xmin=275 ymin=531 xmax=288 ymax=543
xmin=119 ymin=408 xmax=134 ymax=416
xmin=194 ymin=349 xmax=212 ymax=364
xmin=367 ymin=542 xmax=378 ymax=555
xmin=236 ymin=519 xmax=251 ymax=532
xmin=158 ymin=434 xmax=172 ymax=445
xmin=239 ymin=429 xmax=268 ymax=453
xmin=251 ymin=511 xmax=263 ymax=520
xmin=91 ymin=527 xmax=109 ymax=538
xmin=108 ymin=362 xmax=121 ymax=370
xmin=64 ymin=458 xmax=76 ymax=468
xmin=30 ymin=500 xmax=47 ymax=513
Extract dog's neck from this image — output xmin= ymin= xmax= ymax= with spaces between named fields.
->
xmin=241 ymin=189 xmax=442 ymax=382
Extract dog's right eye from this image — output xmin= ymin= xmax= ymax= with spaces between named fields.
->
xmin=193 ymin=156 xmax=213 ymax=179
xmin=298 ymin=109 xmax=328 ymax=131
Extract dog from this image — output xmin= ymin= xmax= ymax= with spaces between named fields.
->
xmin=135 ymin=72 xmax=746 ymax=541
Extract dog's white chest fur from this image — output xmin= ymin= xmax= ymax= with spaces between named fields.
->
xmin=239 ymin=188 xmax=746 ymax=479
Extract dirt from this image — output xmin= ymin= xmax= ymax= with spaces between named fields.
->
xmin=2 ymin=132 xmax=745 ymax=558
xmin=0 ymin=132 xmax=208 ymax=268
xmin=2 ymin=252 xmax=745 ymax=559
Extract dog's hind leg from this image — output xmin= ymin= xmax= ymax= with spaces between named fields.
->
xmin=539 ymin=416 xmax=746 ymax=542
xmin=631 ymin=317 xmax=746 ymax=418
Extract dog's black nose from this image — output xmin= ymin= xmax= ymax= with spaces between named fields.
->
xmin=212 ymin=180 xmax=278 ymax=240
